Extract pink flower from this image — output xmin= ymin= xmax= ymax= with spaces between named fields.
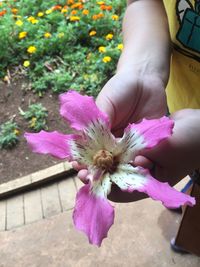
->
xmin=24 ymin=91 xmax=195 ymax=246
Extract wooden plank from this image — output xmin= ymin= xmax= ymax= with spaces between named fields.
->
xmin=58 ymin=176 xmax=77 ymax=211
xmin=0 ymin=162 xmax=76 ymax=199
xmin=0 ymin=200 xmax=6 ymax=231
xmin=41 ymin=183 xmax=61 ymax=218
xmin=6 ymin=194 xmax=24 ymax=230
xmin=175 ymin=183 xmax=200 ymax=256
xmin=31 ymin=163 xmax=65 ymax=183
xmin=24 ymin=189 xmax=43 ymax=224
xmin=74 ymin=176 xmax=84 ymax=191
xmin=0 ymin=175 xmax=31 ymax=198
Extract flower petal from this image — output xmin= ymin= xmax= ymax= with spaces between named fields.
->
xmin=24 ymin=130 xmax=78 ymax=159
xmin=127 ymin=116 xmax=174 ymax=149
xmin=59 ymin=91 xmax=110 ymax=131
xmin=111 ymin=164 xmax=195 ymax=208
xmin=73 ymin=183 xmax=114 ymax=246
xmin=114 ymin=117 xmax=174 ymax=163
xmin=110 ymin=164 xmax=147 ymax=190
xmin=114 ymin=128 xmax=145 ymax=163
xmin=92 ymin=173 xmax=112 ymax=196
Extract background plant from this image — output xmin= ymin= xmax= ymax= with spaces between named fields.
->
xmin=19 ymin=103 xmax=48 ymax=132
xmin=0 ymin=0 xmax=126 ymax=96
xmin=0 ymin=120 xmax=20 ymax=149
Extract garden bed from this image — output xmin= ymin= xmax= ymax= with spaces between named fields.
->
xmin=0 ymin=79 xmax=71 ymax=184
xmin=0 ymin=0 xmax=125 ymax=184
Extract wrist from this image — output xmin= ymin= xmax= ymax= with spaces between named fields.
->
xmin=119 ymin=0 xmax=171 ymax=86
xmin=116 ymin=55 xmax=167 ymax=90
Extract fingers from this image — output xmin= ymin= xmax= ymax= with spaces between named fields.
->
xmin=133 ymin=155 xmax=154 ymax=170
xmin=72 ymin=161 xmax=89 ymax=184
xmin=72 ymin=161 xmax=87 ymax=171
xmin=96 ymin=82 xmax=116 ymax=126
xmin=78 ymin=169 xmax=89 ymax=184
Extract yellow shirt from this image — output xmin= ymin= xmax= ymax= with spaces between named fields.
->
xmin=164 ymin=0 xmax=200 ymax=112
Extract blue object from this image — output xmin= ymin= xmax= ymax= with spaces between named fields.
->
xmin=181 ymin=179 xmax=193 ymax=193
xmin=177 ymin=9 xmax=200 ymax=53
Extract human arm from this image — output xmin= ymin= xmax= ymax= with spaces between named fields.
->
xmin=75 ymin=0 xmax=172 ymax=201
xmin=96 ymin=0 xmax=171 ymax=135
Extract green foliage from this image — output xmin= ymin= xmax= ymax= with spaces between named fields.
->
xmin=0 ymin=0 xmax=126 ymax=96
xmin=20 ymin=103 xmax=48 ymax=131
xmin=0 ymin=121 xmax=20 ymax=149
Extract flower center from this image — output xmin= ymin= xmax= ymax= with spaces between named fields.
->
xmin=93 ymin=149 xmax=113 ymax=170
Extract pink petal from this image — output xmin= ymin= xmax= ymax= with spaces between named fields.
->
xmin=73 ymin=184 xmax=114 ymax=246
xmin=111 ymin=165 xmax=195 ymax=208
xmin=59 ymin=91 xmax=110 ymax=131
xmin=24 ymin=131 xmax=78 ymax=159
xmin=138 ymin=168 xmax=196 ymax=208
xmin=126 ymin=116 xmax=174 ymax=149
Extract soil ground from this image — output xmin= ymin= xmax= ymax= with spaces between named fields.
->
xmin=0 ymin=79 xmax=72 ymax=184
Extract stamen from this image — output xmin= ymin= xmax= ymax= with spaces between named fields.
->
xmin=93 ymin=149 xmax=113 ymax=170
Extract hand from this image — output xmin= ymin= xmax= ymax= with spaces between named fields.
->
xmin=136 ymin=109 xmax=200 ymax=184
xmin=96 ymin=70 xmax=167 ymax=136
xmin=74 ymin=70 xmax=168 ymax=201
xmin=106 ymin=109 xmax=200 ymax=202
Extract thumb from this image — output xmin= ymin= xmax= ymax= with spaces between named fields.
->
xmin=96 ymin=88 xmax=115 ymax=127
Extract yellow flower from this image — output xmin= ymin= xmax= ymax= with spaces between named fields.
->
xmin=71 ymin=2 xmax=83 ymax=9
xmin=89 ymin=30 xmax=96 ymax=36
xmin=30 ymin=117 xmax=37 ymax=128
xmin=11 ymin=8 xmax=18 ymax=14
xmin=23 ymin=60 xmax=30 ymax=67
xmin=102 ymin=56 xmax=111 ymax=63
xmin=44 ymin=32 xmax=52 ymax=38
xmin=27 ymin=46 xmax=37 ymax=54
xmin=15 ymin=20 xmax=23 ymax=26
xmin=32 ymin=19 xmax=39 ymax=24
xmin=13 ymin=129 xmax=20 ymax=136
xmin=27 ymin=16 xmax=39 ymax=24
xmin=97 ymin=1 xmax=105 ymax=5
xmin=117 ymin=43 xmax=123 ymax=50
xmin=37 ymin=12 xmax=44 ymax=17
xmin=46 ymin=9 xmax=53 ymax=15
xmin=19 ymin=31 xmax=27 ymax=39
xmin=98 ymin=46 xmax=106 ymax=53
xmin=69 ymin=16 xmax=80 ymax=21
xmin=61 ymin=8 xmax=68 ymax=13
xmin=82 ymin=9 xmax=89 ymax=15
xmin=67 ymin=0 xmax=74 ymax=4
xmin=27 ymin=16 xmax=34 ymax=22
xmin=105 ymin=33 xmax=113 ymax=40
xmin=111 ymin=14 xmax=119 ymax=20
xmin=58 ymin=32 xmax=64 ymax=38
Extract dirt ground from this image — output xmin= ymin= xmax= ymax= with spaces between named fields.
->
xmin=0 ymin=79 xmax=72 ymax=184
